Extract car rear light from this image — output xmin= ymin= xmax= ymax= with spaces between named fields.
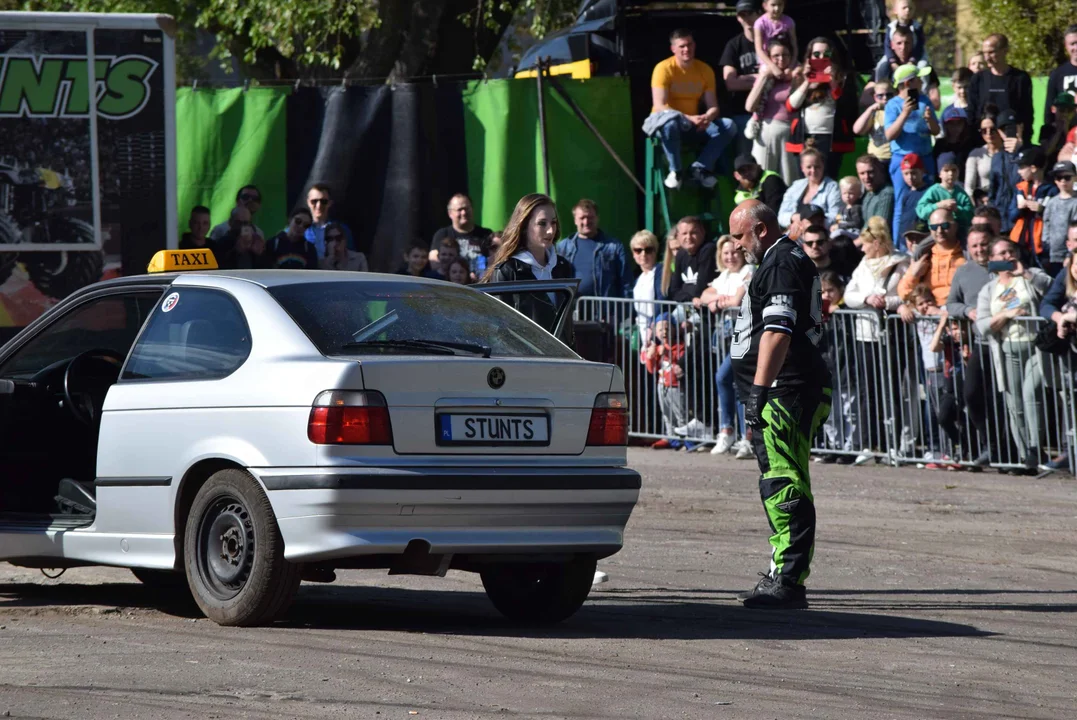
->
xmin=587 ymin=392 xmax=629 ymax=446
xmin=308 ymin=390 xmax=393 ymax=445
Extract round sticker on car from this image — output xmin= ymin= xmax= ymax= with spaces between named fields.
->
xmin=161 ymin=292 xmax=180 ymax=313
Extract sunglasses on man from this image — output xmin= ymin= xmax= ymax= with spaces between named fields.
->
xmin=929 ymin=222 xmax=951 ymax=231
xmin=309 ymin=198 xmax=329 ymax=206
xmin=326 ymin=233 xmax=344 ymax=242
xmin=801 ymin=240 xmax=827 ymax=248
xmin=239 ymin=193 xmax=260 ymax=203
xmin=1056 ymin=175 xmax=1074 ymax=182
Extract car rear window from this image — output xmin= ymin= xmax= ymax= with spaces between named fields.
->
xmin=268 ymin=280 xmax=577 ymax=359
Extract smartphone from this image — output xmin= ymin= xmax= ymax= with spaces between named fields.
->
xmin=907 ymin=86 xmax=919 ymax=102
xmin=987 ymin=260 xmax=1016 ymax=273
xmin=1002 ymin=125 xmax=1017 ymax=139
xmin=808 ymin=57 xmax=831 ymax=84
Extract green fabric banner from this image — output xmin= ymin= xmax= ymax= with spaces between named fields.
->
xmin=462 ymin=77 xmax=640 ymax=249
xmin=175 ymin=87 xmax=289 ymax=242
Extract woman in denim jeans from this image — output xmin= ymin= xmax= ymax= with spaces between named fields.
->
xmin=700 ymin=235 xmax=755 ymax=456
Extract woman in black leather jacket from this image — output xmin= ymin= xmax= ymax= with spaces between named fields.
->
xmin=481 ymin=193 xmax=575 ymax=331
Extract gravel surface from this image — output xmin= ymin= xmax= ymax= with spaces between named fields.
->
xmin=2 ymin=449 xmax=1075 ymax=719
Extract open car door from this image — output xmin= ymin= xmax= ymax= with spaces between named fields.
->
xmin=477 ymin=279 xmax=580 ymax=351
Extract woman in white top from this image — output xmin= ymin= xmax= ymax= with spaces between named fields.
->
xmin=630 ymin=230 xmax=663 ymax=346
xmin=700 ymin=236 xmax=755 ymax=456
xmin=842 ymin=217 xmax=910 ymax=461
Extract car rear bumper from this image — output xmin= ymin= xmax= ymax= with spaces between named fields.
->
xmin=251 ymin=466 xmax=641 ymax=563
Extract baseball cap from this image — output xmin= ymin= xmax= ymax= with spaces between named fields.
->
xmin=734 ymin=154 xmax=758 ymax=171
xmin=1016 ymin=146 xmax=1045 ymax=168
xmin=996 ymin=109 xmax=1018 ymax=129
xmin=1052 ymin=92 xmax=1076 ymax=110
xmin=941 ymin=105 xmax=968 ymax=124
xmin=735 ymin=0 xmax=760 ymax=13
xmin=1051 ymin=160 xmax=1076 ymax=178
xmin=892 ymin=63 xmax=932 ymax=85
xmin=797 ymin=203 xmax=826 ymax=220
xmin=900 ymin=153 xmax=924 ymax=171
xmin=905 ymin=231 xmax=930 ymax=254
xmin=936 ymin=152 xmax=958 ymax=169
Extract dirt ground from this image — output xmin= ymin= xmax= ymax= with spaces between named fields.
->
xmin=1 ymin=449 xmax=1075 ymax=719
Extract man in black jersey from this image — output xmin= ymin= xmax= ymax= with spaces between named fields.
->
xmin=728 ymin=200 xmax=833 ymax=609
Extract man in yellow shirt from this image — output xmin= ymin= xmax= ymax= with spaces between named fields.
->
xmin=650 ymin=29 xmax=736 ymax=191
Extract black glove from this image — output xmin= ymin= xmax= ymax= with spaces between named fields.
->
xmin=745 ymin=384 xmax=770 ymax=430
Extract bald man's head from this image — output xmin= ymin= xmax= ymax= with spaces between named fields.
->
xmin=729 ymin=199 xmax=781 ymax=264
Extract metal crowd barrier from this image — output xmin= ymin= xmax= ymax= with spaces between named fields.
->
xmin=574 ymin=297 xmax=1076 ymax=474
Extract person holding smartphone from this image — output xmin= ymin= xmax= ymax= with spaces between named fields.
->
xmin=885 ymin=63 xmax=939 ymax=244
xmin=975 ymin=239 xmax=1055 ymax=471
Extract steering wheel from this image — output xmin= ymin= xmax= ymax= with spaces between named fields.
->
xmin=63 ymin=349 xmax=125 ymax=426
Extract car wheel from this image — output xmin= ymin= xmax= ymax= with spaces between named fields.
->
xmin=0 ymin=212 xmax=20 ymax=287
xmin=24 ymin=217 xmax=103 ymax=300
xmin=480 ymin=556 xmax=597 ymax=624
xmin=130 ymin=567 xmax=189 ymax=590
xmin=183 ymin=469 xmax=300 ymax=627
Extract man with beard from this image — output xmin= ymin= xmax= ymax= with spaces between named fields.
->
xmin=728 ymin=199 xmax=832 ymax=609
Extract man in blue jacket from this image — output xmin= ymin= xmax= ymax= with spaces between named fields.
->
xmin=555 ymin=199 xmax=632 ymax=298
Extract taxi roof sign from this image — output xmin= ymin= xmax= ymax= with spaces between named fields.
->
xmin=147 ymin=248 xmax=218 ymax=273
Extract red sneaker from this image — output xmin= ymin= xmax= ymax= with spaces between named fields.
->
xmin=651 ymin=439 xmax=672 ymax=449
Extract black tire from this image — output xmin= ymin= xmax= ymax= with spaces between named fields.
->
xmin=0 ymin=212 xmax=20 ymax=287
xmin=130 ymin=567 xmax=189 ymax=590
xmin=480 ymin=556 xmax=597 ymax=624
xmin=183 ymin=469 xmax=301 ymax=627
xmin=24 ymin=217 xmax=103 ymax=300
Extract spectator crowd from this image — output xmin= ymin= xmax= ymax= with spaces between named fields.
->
xmin=630 ymin=3 xmax=1077 ymax=472
xmin=177 ymin=1 xmax=1077 ymax=473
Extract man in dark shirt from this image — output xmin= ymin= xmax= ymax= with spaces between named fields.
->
xmin=269 ymin=208 xmax=319 ymax=269
xmin=967 ymin=33 xmax=1034 ymax=144
xmin=720 ymin=0 xmax=761 ymax=158
xmin=432 ymin=193 xmax=494 ymax=278
xmin=728 ymin=199 xmax=832 ymax=609
xmin=179 ymin=205 xmax=213 ymax=250
xmin=667 ymin=216 xmax=717 ymax=306
xmin=1044 ymin=25 xmax=1077 ymax=129
xmin=800 ymin=225 xmax=859 ymax=283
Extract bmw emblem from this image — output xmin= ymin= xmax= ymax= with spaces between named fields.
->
xmin=487 ymin=367 xmax=506 ymax=389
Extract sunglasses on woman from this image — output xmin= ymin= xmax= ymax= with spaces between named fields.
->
xmin=632 ymin=246 xmax=656 ymax=255
xmin=811 ymin=50 xmax=832 ymax=59
xmin=980 ymin=127 xmax=997 ymax=136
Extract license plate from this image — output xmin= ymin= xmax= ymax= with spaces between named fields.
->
xmin=436 ymin=413 xmax=549 ymax=445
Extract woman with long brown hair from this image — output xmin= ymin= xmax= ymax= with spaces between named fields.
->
xmin=481 ymin=193 xmax=573 ymax=283
xmin=481 ymin=193 xmax=574 ymax=331
xmin=784 ymin=36 xmax=859 ymax=179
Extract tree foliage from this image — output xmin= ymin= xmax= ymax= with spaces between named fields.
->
xmin=967 ymin=0 xmax=1075 ymax=75
xmin=6 ymin=0 xmax=578 ymax=80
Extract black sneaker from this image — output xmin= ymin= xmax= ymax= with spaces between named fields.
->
xmin=740 ymin=574 xmax=808 ymax=609
xmin=735 ymin=572 xmax=771 ymax=601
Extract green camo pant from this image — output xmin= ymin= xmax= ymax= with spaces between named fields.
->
xmin=749 ymin=387 xmax=832 ymax=586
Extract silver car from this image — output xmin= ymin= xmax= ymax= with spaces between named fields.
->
xmin=0 ymin=268 xmax=640 ymax=626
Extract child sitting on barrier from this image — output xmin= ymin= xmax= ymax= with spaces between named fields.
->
xmin=816 ymin=270 xmax=858 ymax=463
xmin=643 ymin=313 xmax=688 ymax=449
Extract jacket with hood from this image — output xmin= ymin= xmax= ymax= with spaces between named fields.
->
xmin=555 ymin=230 xmax=632 ymax=298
